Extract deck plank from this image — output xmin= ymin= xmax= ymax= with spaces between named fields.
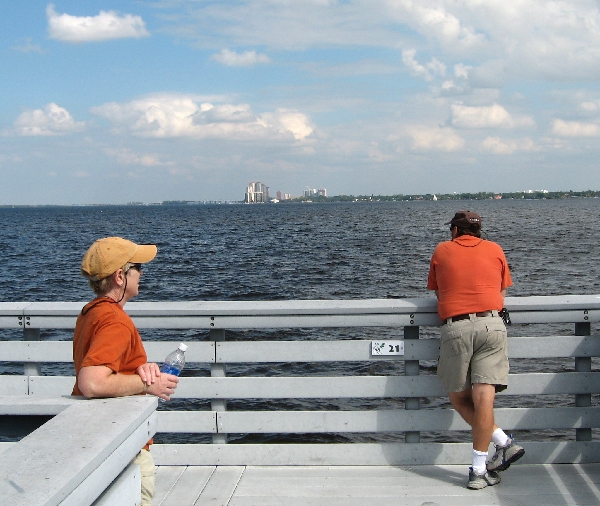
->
xmin=155 ymin=464 xmax=600 ymax=506
xmin=160 ymin=466 xmax=215 ymax=506
xmin=192 ymin=466 xmax=245 ymax=506
xmin=154 ymin=466 xmax=186 ymax=505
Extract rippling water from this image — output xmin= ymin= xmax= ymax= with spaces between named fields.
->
xmin=3 ymin=198 xmax=600 ymax=301
xmin=1 ymin=199 xmax=599 ymax=443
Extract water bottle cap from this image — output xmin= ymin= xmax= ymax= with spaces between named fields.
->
xmin=178 ymin=343 xmax=188 ymax=352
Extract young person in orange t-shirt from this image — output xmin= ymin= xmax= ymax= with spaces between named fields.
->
xmin=73 ymin=237 xmax=179 ymax=506
xmin=428 ymin=211 xmax=524 ymax=490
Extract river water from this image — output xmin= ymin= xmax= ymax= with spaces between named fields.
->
xmin=1 ymin=199 xmax=599 ymax=443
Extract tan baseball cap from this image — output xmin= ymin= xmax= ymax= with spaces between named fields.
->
xmin=81 ymin=237 xmax=157 ymax=281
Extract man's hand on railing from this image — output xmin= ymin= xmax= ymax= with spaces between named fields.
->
xmin=136 ymin=362 xmax=161 ymax=386
xmin=146 ymin=372 xmax=179 ymax=401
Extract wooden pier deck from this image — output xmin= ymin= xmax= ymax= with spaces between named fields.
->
xmin=153 ymin=463 xmax=600 ymax=506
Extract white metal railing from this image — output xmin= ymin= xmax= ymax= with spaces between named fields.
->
xmin=0 ymin=395 xmax=157 ymax=506
xmin=1 ymin=295 xmax=600 ymax=466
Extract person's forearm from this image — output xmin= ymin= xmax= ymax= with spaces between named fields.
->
xmin=79 ymin=370 xmax=145 ymax=398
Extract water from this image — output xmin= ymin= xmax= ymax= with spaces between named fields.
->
xmin=1 ymin=199 xmax=600 ymax=443
xmin=2 ymin=199 xmax=600 ymax=303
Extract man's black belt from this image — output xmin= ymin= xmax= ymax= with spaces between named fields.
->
xmin=449 ymin=310 xmax=494 ymax=322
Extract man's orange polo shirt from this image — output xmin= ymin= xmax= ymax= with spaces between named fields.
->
xmin=72 ymin=298 xmax=147 ymax=396
xmin=427 ymin=235 xmax=512 ymax=320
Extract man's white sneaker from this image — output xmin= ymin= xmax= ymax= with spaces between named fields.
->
xmin=468 ymin=467 xmax=501 ymax=490
xmin=487 ymin=436 xmax=525 ymax=472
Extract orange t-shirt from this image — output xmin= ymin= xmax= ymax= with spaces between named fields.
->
xmin=72 ymin=297 xmax=147 ymax=396
xmin=427 ymin=235 xmax=512 ymax=320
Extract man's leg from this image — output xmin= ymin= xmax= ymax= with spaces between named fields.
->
xmin=449 ymin=384 xmax=501 ymax=489
xmin=448 ymin=385 xmax=498 ymax=450
xmin=470 ymin=383 xmax=497 ymax=451
xmin=133 ymin=449 xmax=156 ymax=506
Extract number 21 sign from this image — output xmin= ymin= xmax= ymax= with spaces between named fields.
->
xmin=371 ymin=340 xmax=404 ymax=356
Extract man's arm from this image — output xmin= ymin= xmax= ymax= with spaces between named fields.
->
xmin=501 ymin=288 xmax=507 ymax=299
xmin=78 ymin=365 xmax=179 ymax=400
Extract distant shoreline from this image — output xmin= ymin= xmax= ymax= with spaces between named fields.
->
xmin=282 ymin=189 xmax=600 ymax=203
xmin=1 ymin=190 xmax=598 ymax=208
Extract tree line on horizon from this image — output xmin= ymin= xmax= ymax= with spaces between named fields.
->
xmin=282 ymin=190 xmax=600 ymax=203
xmin=2 ymin=190 xmax=598 ymax=208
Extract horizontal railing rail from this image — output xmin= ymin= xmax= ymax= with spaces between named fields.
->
xmin=0 ymin=396 xmax=157 ymax=506
xmin=1 ymin=295 xmax=599 ymax=466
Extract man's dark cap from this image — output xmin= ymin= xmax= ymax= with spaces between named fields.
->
xmin=445 ymin=210 xmax=482 ymax=229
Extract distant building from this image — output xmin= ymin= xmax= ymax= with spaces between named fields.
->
xmin=245 ymin=182 xmax=269 ymax=203
xmin=303 ymin=188 xmax=327 ymax=197
xmin=276 ymin=191 xmax=292 ymax=200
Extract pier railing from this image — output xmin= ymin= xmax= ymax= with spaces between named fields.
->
xmin=0 ymin=395 xmax=157 ymax=506
xmin=1 ymin=295 xmax=599 ymax=466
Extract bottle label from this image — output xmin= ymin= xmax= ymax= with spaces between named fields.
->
xmin=161 ymin=364 xmax=181 ymax=376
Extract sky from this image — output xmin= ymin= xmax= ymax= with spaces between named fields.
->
xmin=1 ymin=1 xmax=600 ymax=204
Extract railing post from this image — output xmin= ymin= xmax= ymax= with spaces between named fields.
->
xmin=23 ymin=328 xmax=42 ymax=379
xmin=404 ymin=325 xmax=420 ymax=443
xmin=210 ymin=329 xmax=228 ymax=444
xmin=574 ymin=322 xmax=592 ymax=441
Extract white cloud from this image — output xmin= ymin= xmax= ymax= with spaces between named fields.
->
xmin=389 ymin=1 xmax=486 ymax=51
xmin=211 ymin=49 xmax=271 ymax=67
xmin=451 ymin=103 xmax=535 ymax=129
xmin=391 ymin=1 xmax=600 ymax=80
xmin=163 ymin=1 xmax=600 ymax=82
xmin=406 ymin=125 xmax=465 ymax=152
xmin=90 ymin=94 xmax=313 ymax=140
xmin=551 ymin=119 xmax=600 ymax=137
xmin=12 ymin=38 xmax=42 ymax=53
xmin=46 ymin=3 xmax=149 ymax=42
xmin=580 ymin=100 xmax=600 ymax=113
xmin=402 ymin=49 xmax=446 ymax=82
xmin=480 ymin=137 xmax=541 ymax=155
xmin=14 ymin=103 xmax=85 ymax=136
xmin=454 ymin=63 xmax=471 ymax=80
xmin=257 ymin=110 xmax=314 ymax=140
xmin=105 ymin=148 xmax=171 ymax=167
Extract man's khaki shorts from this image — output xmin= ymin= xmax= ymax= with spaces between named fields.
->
xmin=437 ymin=314 xmax=509 ymax=393
xmin=133 ymin=448 xmax=155 ymax=506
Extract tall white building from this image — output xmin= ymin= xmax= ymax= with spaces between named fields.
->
xmin=303 ymin=188 xmax=327 ymax=197
xmin=245 ymin=182 xmax=270 ymax=203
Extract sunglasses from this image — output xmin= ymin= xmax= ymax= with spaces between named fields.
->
xmin=128 ymin=263 xmax=143 ymax=273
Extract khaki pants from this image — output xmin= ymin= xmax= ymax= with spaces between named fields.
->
xmin=133 ymin=449 xmax=156 ymax=505
xmin=438 ymin=314 xmax=509 ymax=392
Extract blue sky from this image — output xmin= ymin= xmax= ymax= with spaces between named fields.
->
xmin=1 ymin=1 xmax=600 ymax=204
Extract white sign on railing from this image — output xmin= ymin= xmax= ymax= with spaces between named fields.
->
xmin=371 ymin=340 xmax=404 ymax=356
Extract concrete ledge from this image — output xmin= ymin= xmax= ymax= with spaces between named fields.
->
xmin=0 ymin=396 xmax=157 ymax=506
xmin=92 ymin=463 xmax=141 ymax=506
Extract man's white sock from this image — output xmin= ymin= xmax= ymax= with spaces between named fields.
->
xmin=492 ymin=428 xmax=509 ymax=447
xmin=472 ymin=449 xmax=488 ymax=474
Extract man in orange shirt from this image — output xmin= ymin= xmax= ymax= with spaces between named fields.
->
xmin=73 ymin=237 xmax=179 ymax=505
xmin=427 ymin=211 xmax=524 ymax=490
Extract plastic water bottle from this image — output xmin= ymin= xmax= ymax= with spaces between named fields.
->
xmin=159 ymin=343 xmax=187 ymax=403
xmin=161 ymin=343 xmax=188 ymax=376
